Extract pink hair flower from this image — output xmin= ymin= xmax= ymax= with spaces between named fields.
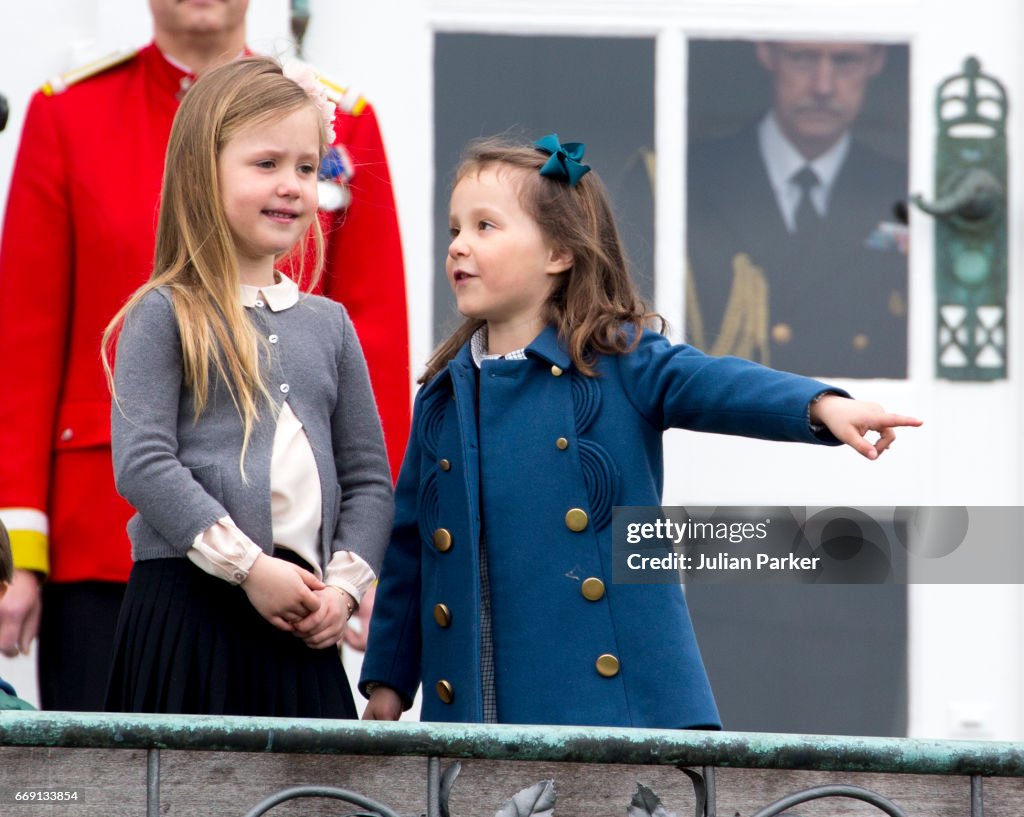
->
xmin=283 ymin=60 xmax=337 ymax=143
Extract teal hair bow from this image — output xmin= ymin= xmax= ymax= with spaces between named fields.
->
xmin=534 ymin=133 xmax=591 ymax=187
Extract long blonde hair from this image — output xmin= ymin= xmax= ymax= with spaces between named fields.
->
xmin=102 ymin=56 xmax=328 ymax=467
xmin=422 ymin=135 xmax=663 ymax=384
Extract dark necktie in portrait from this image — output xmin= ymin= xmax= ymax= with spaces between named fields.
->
xmin=792 ymin=165 xmax=822 ymax=235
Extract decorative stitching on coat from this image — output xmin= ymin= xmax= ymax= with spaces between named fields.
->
xmin=417 ymin=389 xmax=448 ymax=458
xmin=571 ymin=372 xmax=617 ymax=530
xmin=571 ymin=371 xmax=601 ymax=433
xmin=417 ymin=469 xmax=440 ymax=546
xmin=577 ymin=438 xmax=618 ymax=531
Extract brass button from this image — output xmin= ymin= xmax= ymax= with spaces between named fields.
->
xmin=436 ymin=679 xmax=455 ymax=704
xmin=550 ymin=365 xmax=563 ymax=377
xmin=596 ymin=654 xmax=620 ymax=678
xmin=433 ymin=528 xmax=453 ymax=552
xmin=439 ymin=458 xmax=451 ymax=471
xmin=565 ymin=508 xmax=589 ymax=532
xmin=433 ymin=603 xmax=452 ymax=628
xmin=852 ymin=334 xmax=870 ymax=351
xmin=889 ymin=291 xmax=906 ymax=316
xmin=581 ymin=577 xmax=605 ymax=601
xmin=771 ymin=323 xmax=792 ymax=345
xmin=555 ymin=437 xmax=569 ymax=450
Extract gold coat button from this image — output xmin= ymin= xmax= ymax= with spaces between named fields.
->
xmin=433 ymin=528 xmax=453 ymax=552
xmin=565 ymin=508 xmax=589 ymax=532
xmin=439 ymin=458 xmax=451 ymax=471
xmin=852 ymin=334 xmax=870 ymax=351
xmin=556 ymin=437 xmax=569 ymax=450
xmin=596 ymin=654 xmax=620 ymax=677
xmin=550 ymin=365 xmax=563 ymax=377
xmin=771 ymin=323 xmax=792 ymax=345
xmin=581 ymin=577 xmax=605 ymax=601
xmin=433 ymin=603 xmax=452 ymax=628
xmin=436 ymin=679 xmax=455 ymax=704
xmin=889 ymin=291 xmax=906 ymax=317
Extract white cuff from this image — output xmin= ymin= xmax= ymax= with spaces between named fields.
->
xmin=187 ymin=516 xmax=263 ymax=584
xmin=324 ymin=550 xmax=376 ymax=603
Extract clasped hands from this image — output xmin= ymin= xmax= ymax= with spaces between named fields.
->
xmin=241 ymin=553 xmax=355 ymax=650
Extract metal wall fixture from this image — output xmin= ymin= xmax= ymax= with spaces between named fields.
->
xmin=290 ymin=0 xmax=311 ymax=57
xmin=914 ymin=56 xmax=1009 ymax=380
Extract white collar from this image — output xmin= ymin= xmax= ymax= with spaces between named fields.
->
xmin=240 ymin=273 xmax=300 ymax=311
xmin=470 ymin=325 xmax=528 ymax=367
xmin=157 ymin=47 xmax=247 ymax=76
xmin=160 ymin=50 xmax=194 ymax=76
xmin=758 ymin=111 xmax=851 ymax=203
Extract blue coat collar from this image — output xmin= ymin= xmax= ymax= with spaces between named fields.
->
xmin=425 ymin=325 xmax=572 ymax=398
xmin=524 ymin=324 xmax=572 ymax=369
xmin=455 ymin=324 xmax=570 ymax=370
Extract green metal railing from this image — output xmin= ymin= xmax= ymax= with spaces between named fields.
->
xmin=2 ymin=712 xmax=1022 ymax=816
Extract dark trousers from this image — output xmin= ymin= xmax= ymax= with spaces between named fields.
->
xmin=38 ymin=581 xmax=126 ymax=711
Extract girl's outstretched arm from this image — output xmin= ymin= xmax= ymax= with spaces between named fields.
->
xmin=810 ymin=394 xmax=923 ymax=460
xmin=241 ymin=553 xmax=323 ymax=632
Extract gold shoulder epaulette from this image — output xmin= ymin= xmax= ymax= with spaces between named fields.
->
xmin=316 ymin=74 xmax=368 ymax=116
xmin=41 ymin=48 xmax=140 ymax=96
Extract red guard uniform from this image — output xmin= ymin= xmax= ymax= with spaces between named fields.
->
xmin=0 ymin=44 xmax=410 ymax=706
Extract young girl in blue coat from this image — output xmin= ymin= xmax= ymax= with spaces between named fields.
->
xmin=101 ymin=57 xmax=393 ymax=717
xmin=360 ymin=134 xmax=920 ymax=728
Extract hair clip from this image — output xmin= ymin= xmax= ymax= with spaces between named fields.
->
xmin=534 ymin=133 xmax=591 ymax=187
xmin=283 ymin=60 xmax=337 ymax=143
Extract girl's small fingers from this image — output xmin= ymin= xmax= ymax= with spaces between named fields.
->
xmin=291 ymin=565 xmax=326 ymax=591
xmin=839 ymin=428 xmax=876 ymax=460
xmin=302 ymin=591 xmax=322 ymax=613
xmin=878 ymin=413 xmax=923 ymax=429
xmin=304 ymin=632 xmax=339 ymax=649
xmin=268 ymin=615 xmax=294 ymax=632
xmin=875 ymin=427 xmax=897 ymax=455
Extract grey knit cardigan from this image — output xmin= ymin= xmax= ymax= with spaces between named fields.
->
xmin=111 ymin=287 xmax=394 ymax=575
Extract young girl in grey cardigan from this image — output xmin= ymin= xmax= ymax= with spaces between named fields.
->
xmin=101 ymin=57 xmax=393 ymax=717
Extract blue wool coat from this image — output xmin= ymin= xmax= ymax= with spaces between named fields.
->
xmin=361 ymin=326 xmax=842 ymax=727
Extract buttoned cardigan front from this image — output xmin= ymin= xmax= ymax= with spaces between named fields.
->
xmin=111 ymin=287 xmax=393 ymax=576
xmin=361 ymin=325 xmax=843 ymax=728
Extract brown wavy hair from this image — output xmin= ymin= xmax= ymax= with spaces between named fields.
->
xmin=422 ymin=135 xmax=664 ymax=383
xmin=102 ymin=56 xmax=328 ymax=472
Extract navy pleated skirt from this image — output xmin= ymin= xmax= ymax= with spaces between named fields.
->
xmin=105 ymin=554 xmax=356 ymax=718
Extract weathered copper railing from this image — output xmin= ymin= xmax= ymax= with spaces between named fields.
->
xmin=1 ymin=712 xmax=1021 ymax=816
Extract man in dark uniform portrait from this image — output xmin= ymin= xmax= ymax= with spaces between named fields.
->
xmin=687 ymin=40 xmax=908 ymax=378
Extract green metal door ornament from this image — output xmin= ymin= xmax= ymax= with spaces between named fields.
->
xmin=290 ymin=0 xmax=310 ymax=57
xmin=913 ymin=56 xmax=1008 ymax=380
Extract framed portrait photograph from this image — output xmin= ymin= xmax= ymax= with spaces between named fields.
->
xmin=686 ymin=39 xmax=910 ymax=379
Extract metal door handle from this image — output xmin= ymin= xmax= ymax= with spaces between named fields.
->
xmin=912 ymin=167 xmax=1003 ymax=228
